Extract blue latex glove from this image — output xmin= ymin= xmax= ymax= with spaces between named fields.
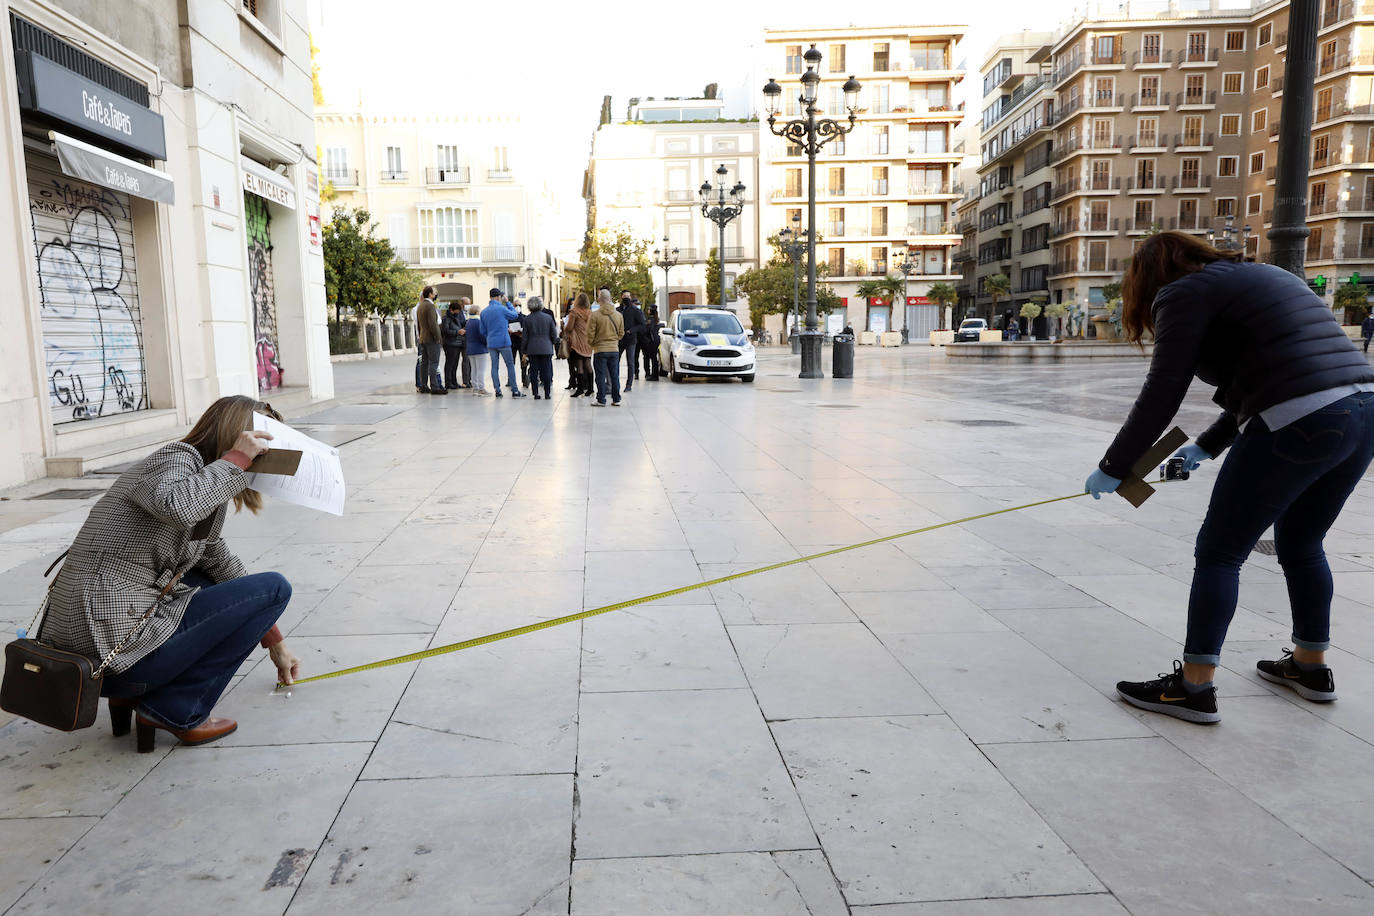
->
xmin=1084 ymin=468 xmax=1122 ymax=500
xmin=1172 ymin=443 xmax=1213 ymax=472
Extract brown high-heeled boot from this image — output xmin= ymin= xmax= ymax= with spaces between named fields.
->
xmin=135 ymin=714 xmax=238 ymax=753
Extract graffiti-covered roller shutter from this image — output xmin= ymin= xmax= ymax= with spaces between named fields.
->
xmin=245 ymin=192 xmax=282 ymax=391
xmin=26 ymin=150 xmax=147 ymax=424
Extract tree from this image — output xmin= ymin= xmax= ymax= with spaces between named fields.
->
xmin=581 ymin=225 xmax=655 ymax=302
xmin=705 ymin=247 xmax=723 ymax=305
xmin=855 ymin=275 xmax=901 ymax=304
xmin=1102 ymin=280 xmax=1123 ymax=305
xmin=927 ymin=281 xmax=958 ymax=330
xmin=1335 ymin=281 xmax=1370 ymax=324
xmin=310 ymin=33 xmax=325 ymax=105
xmin=322 ymin=208 xmax=420 ymax=330
xmin=986 ymin=272 xmax=1011 ymax=318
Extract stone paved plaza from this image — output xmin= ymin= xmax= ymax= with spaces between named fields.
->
xmin=2 ymin=346 xmax=1374 ymax=914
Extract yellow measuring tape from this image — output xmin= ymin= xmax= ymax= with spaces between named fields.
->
xmin=284 ymin=490 xmax=1091 ymax=687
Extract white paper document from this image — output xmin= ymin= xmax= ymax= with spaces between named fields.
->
xmin=246 ymin=414 xmax=347 ymax=515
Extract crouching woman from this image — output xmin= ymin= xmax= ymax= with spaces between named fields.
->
xmin=41 ymin=396 xmax=301 ymax=752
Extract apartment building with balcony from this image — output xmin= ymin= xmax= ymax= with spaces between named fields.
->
xmin=583 ymin=95 xmax=761 ymax=315
xmin=313 ymin=109 xmax=569 ymax=308
xmin=973 ymin=32 xmax=1057 ymax=325
xmin=1037 ymin=0 xmax=1374 ymax=314
xmin=760 ymin=25 xmax=968 ymax=336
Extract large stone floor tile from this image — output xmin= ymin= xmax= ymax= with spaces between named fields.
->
xmin=571 ymin=850 xmax=846 ymax=916
xmin=292 ymin=563 xmax=462 ymax=636
xmin=702 ymin=562 xmax=856 ymax=625
xmin=731 ymin=623 xmax=939 ymax=720
xmin=0 ymin=816 xmax=97 ymax=911
xmin=763 ymin=509 xmax=878 ymax=546
xmin=1148 ymin=694 xmax=1374 ymax=880
xmin=435 ymin=568 xmax=587 ymax=638
xmin=582 ymin=604 xmax=748 ymax=692
xmin=997 ymin=606 xmax=1270 ymax=700
xmin=467 ymin=532 xmax=587 ymax=572
xmin=583 ymin=549 xmax=704 ymax=608
xmin=362 ymin=627 xmax=580 ymax=779
xmin=11 ymin=743 xmax=370 ymax=915
xmin=406 ymin=491 xmax=507 ymax=525
xmin=841 ymin=589 xmax=1009 ymax=635
xmin=215 ymin=634 xmax=430 ymax=745
xmin=575 ymin=689 xmax=814 ymax=858
xmin=884 ymin=631 xmax=1153 ymax=742
xmin=288 ymin=509 xmax=409 ymax=544
xmin=805 ymin=542 xmax=950 ymax=592
xmin=680 ymin=520 xmax=801 ymax=564
xmin=288 ymin=775 xmax=572 ymax=916
xmin=1226 ymin=642 xmax=1374 ymax=744
xmin=359 ymin=520 xmax=490 ymax=567
xmin=984 ymin=737 xmax=1374 ymax=914
xmin=852 ymin=894 xmax=1129 ymax=914
xmin=928 ymin=565 xmax=1104 ymax=611
xmin=771 ymin=715 xmax=1103 ymax=906
xmin=1062 ymin=573 xmax=1288 ymax=643
xmin=0 ymin=718 xmax=167 ymax=817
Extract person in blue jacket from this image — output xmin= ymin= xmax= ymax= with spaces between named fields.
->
xmin=480 ymin=288 xmax=525 ymax=398
xmin=463 ymin=303 xmax=491 ymax=396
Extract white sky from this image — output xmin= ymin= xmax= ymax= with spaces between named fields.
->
xmin=307 ymin=0 xmax=1085 ymax=241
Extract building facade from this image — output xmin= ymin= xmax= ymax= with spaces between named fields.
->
xmin=1 ymin=0 xmax=331 ymax=486
xmin=759 ymin=25 xmax=969 ymax=337
xmin=312 ymin=110 xmax=570 ymax=311
xmin=965 ymin=0 xmax=1374 ymax=329
xmin=584 ymin=95 xmax=762 ymax=316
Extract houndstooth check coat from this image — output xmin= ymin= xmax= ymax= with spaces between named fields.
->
xmin=38 ymin=442 xmax=249 ymax=674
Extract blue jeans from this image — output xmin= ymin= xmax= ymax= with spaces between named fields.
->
xmin=621 ymin=338 xmax=639 ymax=386
xmin=103 ymin=570 xmax=292 ymax=729
xmin=420 ymin=342 xmax=443 ymax=391
xmin=490 ymin=345 xmax=520 ymax=392
xmin=593 ymin=351 xmax=621 ymax=404
xmin=1185 ymin=392 xmax=1374 ymax=665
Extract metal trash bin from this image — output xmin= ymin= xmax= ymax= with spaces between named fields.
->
xmin=832 ymin=333 xmax=855 ymax=378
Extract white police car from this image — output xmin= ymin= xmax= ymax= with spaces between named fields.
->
xmin=660 ymin=308 xmax=756 ymax=382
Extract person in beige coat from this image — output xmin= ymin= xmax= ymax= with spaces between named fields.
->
xmin=564 ymin=293 xmax=594 ymax=398
xmin=41 ymin=396 xmax=300 ymax=751
xmin=587 ymin=289 xmax=626 ymax=406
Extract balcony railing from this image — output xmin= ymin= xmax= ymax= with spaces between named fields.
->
xmin=908 ymin=220 xmax=958 ymax=235
xmin=380 ymin=170 xmax=408 ymax=182
xmin=1129 ymin=134 xmax=1164 ymax=149
xmin=324 ymin=169 xmax=358 ymax=188
xmin=1128 ymin=176 xmax=1164 ymax=190
xmin=1182 ymin=48 xmax=1220 ymax=64
xmin=908 ymin=180 xmax=962 ymax=196
xmin=1089 ymin=92 xmax=1125 ymax=109
xmin=828 ymin=223 xmax=846 ymax=237
xmin=872 ymin=182 xmax=890 ymax=196
xmin=488 ymin=169 xmax=513 ymax=181
xmin=771 ymin=188 xmax=805 ymax=200
xmin=1019 ymin=199 xmax=1050 ymax=217
xmin=426 ymin=167 xmax=471 ymax=185
xmin=1132 ymin=49 xmax=1174 ymax=66
xmin=1052 ymin=51 xmax=1085 ymax=85
xmin=825 ymin=187 xmax=848 ymax=197
xmin=1174 ymin=132 xmax=1215 ymax=148
xmin=1180 ymin=90 xmax=1218 ymax=106
xmin=1300 ymin=195 xmax=1374 ymax=216
xmin=1090 ymin=50 xmax=1125 ymax=65
xmin=1050 ymin=135 xmax=1123 ymax=163
xmin=1173 ymin=174 xmax=1213 ymax=191
xmin=1130 ymin=91 xmax=1172 ymax=108
xmin=1020 ymin=240 xmax=1050 ymax=254
xmin=665 ymin=190 xmax=694 ymax=201
xmin=483 ymin=246 xmax=525 ymax=262
xmin=1088 ymin=176 xmax=1123 ymax=191
xmin=1085 ymin=257 xmax=1120 ymax=272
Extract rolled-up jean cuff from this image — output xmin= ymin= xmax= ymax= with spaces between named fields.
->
xmin=1292 ymin=634 xmax=1330 ymax=652
xmin=1182 ymin=652 xmax=1221 ymax=666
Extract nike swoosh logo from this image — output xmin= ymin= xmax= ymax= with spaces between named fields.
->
xmin=1157 ymin=693 xmax=1190 ymax=703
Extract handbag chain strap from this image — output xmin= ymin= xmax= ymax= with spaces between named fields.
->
xmin=23 ymin=548 xmax=184 ymax=681
xmin=91 ymin=571 xmax=184 ymax=680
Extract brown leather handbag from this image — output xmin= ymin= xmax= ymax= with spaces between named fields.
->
xmin=1 ymin=552 xmax=180 ymax=732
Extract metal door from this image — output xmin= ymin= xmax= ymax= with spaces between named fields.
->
xmin=26 ymin=149 xmax=147 ymax=423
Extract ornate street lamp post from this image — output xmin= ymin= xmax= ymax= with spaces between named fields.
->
xmin=765 ymin=45 xmax=861 ymax=378
xmin=896 ymin=249 xmax=917 ymax=344
xmin=1207 ymin=216 xmax=1252 ymax=253
xmin=778 ymin=213 xmax=807 ymax=353
xmin=699 ymin=164 xmax=746 ymax=309
xmin=1271 ymin=0 xmax=1319 ymax=277
xmin=651 ymin=236 xmax=680 ymax=314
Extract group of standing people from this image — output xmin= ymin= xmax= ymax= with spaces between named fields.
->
xmin=414 ymin=287 xmax=560 ymax=399
xmin=558 ymin=288 xmax=663 ymax=406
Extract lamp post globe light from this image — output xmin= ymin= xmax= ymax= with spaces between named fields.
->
xmin=699 ymin=164 xmax=746 ymax=310
xmin=651 ymin=236 xmax=680 ymax=313
xmin=895 ymin=249 xmax=917 ymax=345
xmin=764 ymin=45 xmax=861 ymax=378
xmin=778 ymin=213 xmax=807 ymax=353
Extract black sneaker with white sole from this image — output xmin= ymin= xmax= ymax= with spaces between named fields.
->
xmin=1257 ymin=649 xmax=1336 ymax=702
xmin=1116 ymin=660 xmax=1220 ymax=724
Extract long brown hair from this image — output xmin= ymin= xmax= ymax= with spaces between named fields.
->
xmin=181 ymin=395 xmax=284 ymax=513
xmin=573 ymin=292 xmax=591 ymax=310
xmin=1120 ymin=230 xmax=1243 ymax=342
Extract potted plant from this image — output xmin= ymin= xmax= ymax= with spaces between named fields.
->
xmin=1019 ymin=300 xmax=1044 ymax=341
xmin=1043 ymin=301 xmax=1069 ymax=341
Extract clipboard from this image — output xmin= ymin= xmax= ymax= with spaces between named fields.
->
xmin=247 ymin=449 xmax=302 ymax=476
xmin=1115 ymin=427 xmax=1189 ymax=508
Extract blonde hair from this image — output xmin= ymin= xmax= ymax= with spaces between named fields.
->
xmin=181 ymin=395 xmax=284 ymax=514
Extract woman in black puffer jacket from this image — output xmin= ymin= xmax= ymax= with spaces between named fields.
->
xmin=1085 ymin=231 xmax=1374 ymax=724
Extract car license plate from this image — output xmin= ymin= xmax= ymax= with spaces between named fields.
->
xmin=706 ymin=359 xmax=730 ymax=366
